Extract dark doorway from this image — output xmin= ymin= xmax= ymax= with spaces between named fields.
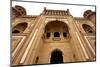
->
xmin=54 ymin=32 xmax=60 ymax=37
xmin=50 ymin=49 xmax=63 ymax=64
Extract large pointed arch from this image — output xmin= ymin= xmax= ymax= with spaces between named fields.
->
xmin=44 ymin=20 xmax=70 ymax=39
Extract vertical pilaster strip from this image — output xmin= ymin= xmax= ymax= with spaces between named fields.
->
xmin=20 ymin=29 xmax=38 ymax=63
xmin=76 ymin=32 xmax=89 ymax=59
xmin=84 ymin=36 xmax=95 ymax=55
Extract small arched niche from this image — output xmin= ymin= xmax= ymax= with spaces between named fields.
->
xmin=35 ymin=56 xmax=39 ymax=64
xmin=50 ymin=49 xmax=63 ymax=64
xmin=12 ymin=22 xmax=28 ymax=33
xmin=82 ymin=24 xmax=94 ymax=34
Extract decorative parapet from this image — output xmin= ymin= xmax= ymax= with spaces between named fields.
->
xmin=41 ymin=7 xmax=71 ymax=16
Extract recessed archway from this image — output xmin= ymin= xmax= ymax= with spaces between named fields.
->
xmin=50 ymin=49 xmax=63 ymax=64
xmin=44 ymin=20 xmax=69 ymax=39
xmin=12 ymin=22 xmax=28 ymax=33
xmin=82 ymin=24 xmax=94 ymax=34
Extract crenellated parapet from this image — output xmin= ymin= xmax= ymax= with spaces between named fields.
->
xmin=41 ymin=7 xmax=71 ymax=16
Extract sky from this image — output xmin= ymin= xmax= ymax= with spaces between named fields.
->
xmin=12 ymin=1 xmax=95 ymax=17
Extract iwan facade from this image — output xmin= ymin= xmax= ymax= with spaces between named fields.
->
xmin=12 ymin=5 xmax=96 ymax=66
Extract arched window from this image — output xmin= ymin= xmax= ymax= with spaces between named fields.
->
xmin=46 ymin=32 xmax=50 ymax=38
xmin=63 ymin=32 xmax=67 ymax=37
xmin=54 ymin=32 xmax=60 ymax=37
xmin=12 ymin=23 xmax=28 ymax=33
xmin=82 ymin=24 xmax=93 ymax=33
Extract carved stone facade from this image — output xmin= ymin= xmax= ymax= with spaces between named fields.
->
xmin=12 ymin=5 xmax=96 ymax=66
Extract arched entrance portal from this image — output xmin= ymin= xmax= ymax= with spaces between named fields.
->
xmin=50 ymin=49 xmax=63 ymax=64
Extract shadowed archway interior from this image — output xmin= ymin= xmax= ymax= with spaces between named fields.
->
xmin=45 ymin=20 xmax=69 ymax=32
xmin=12 ymin=22 xmax=28 ymax=33
xmin=82 ymin=24 xmax=94 ymax=33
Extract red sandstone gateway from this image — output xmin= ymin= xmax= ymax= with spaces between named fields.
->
xmin=11 ymin=1 xmax=96 ymax=66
